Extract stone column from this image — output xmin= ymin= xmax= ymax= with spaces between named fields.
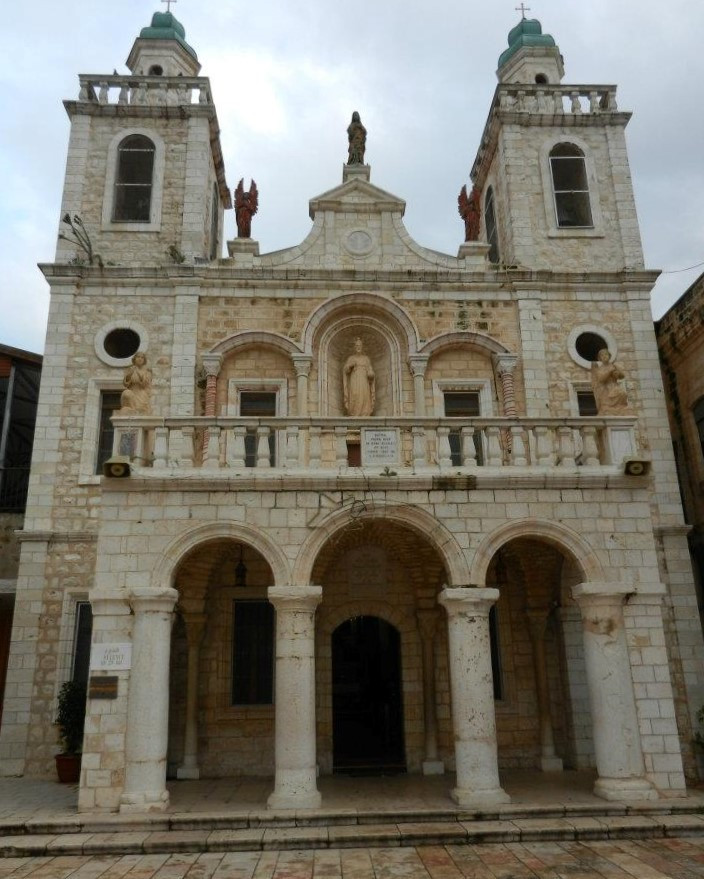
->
xmin=201 ymin=353 xmax=223 ymax=417
xmin=409 ymin=355 xmax=429 ymax=417
xmin=525 ymin=608 xmax=563 ymax=771
xmin=177 ymin=612 xmax=207 ymax=780
xmin=572 ymin=582 xmax=657 ymax=801
xmin=267 ymin=585 xmax=322 ymax=809
xmin=492 ymin=354 xmax=519 ymax=417
xmin=417 ymin=610 xmax=444 ymax=775
xmin=293 ymin=356 xmax=313 ymax=417
xmin=120 ymin=587 xmax=178 ymax=814
xmin=438 ymin=587 xmax=509 ymax=807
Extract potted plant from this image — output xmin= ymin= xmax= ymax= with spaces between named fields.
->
xmin=55 ymin=680 xmax=87 ymax=783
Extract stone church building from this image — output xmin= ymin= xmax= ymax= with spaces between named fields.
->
xmin=1 ymin=11 xmax=703 ymax=814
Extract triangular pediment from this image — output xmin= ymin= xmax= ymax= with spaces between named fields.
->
xmin=309 ymin=175 xmax=406 ymax=220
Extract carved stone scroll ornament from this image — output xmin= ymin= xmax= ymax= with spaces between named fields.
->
xmin=590 ymin=349 xmax=629 ymax=415
xmin=119 ymin=352 xmax=152 ymax=415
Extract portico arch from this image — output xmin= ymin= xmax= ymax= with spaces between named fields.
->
xmin=470 ymin=518 xmax=604 ymax=587
xmin=292 ymin=502 xmax=470 ymax=587
xmin=154 ymin=521 xmax=292 ymax=592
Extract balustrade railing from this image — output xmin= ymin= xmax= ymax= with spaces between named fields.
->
xmin=496 ymin=83 xmax=618 ymax=116
xmin=110 ymin=415 xmax=637 ymax=476
xmin=77 ymin=74 xmax=212 ymax=108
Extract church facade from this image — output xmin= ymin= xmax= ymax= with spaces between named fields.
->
xmin=1 ymin=12 xmax=703 ymax=814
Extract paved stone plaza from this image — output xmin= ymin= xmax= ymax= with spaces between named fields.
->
xmin=2 ymin=840 xmax=704 ymax=879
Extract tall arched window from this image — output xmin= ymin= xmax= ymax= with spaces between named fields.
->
xmin=549 ymin=143 xmax=593 ymax=228
xmin=485 ymin=187 xmax=500 ymax=264
xmin=112 ymin=135 xmax=156 ymax=222
xmin=694 ymin=397 xmax=704 ymax=461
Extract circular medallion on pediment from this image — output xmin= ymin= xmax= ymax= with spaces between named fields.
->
xmin=344 ymin=229 xmax=375 ymax=257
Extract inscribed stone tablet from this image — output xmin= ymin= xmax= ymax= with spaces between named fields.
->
xmin=362 ymin=428 xmax=399 ymax=465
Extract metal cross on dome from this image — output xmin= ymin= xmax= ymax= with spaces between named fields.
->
xmin=515 ymin=3 xmax=531 ymax=18
xmin=161 ymin=0 xmax=177 ymax=11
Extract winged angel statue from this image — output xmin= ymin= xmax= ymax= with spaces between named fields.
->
xmin=235 ymin=178 xmax=259 ymax=238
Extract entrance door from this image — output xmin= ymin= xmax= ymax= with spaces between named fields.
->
xmin=332 ymin=616 xmax=405 ymax=773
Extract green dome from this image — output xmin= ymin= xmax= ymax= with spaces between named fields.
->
xmin=139 ymin=11 xmax=198 ymax=60
xmin=498 ymin=18 xmax=556 ymax=68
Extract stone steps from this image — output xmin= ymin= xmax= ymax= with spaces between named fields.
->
xmin=1 ymin=801 xmax=703 ymax=855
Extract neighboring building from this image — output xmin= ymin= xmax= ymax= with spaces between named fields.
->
xmin=0 ymin=344 xmax=41 ymax=724
xmin=1 ymin=11 xmax=703 ymax=815
xmin=656 ymin=274 xmax=704 ymax=620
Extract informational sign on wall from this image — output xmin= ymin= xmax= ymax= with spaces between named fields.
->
xmin=361 ymin=428 xmax=399 ymax=466
xmin=89 ymin=643 xmax=132 ymax=671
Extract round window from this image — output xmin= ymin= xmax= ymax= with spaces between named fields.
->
xmin=103 ymin=328 xmax=141 ymax=360
xmin=575 ymin=331 xmax=608 ymax=362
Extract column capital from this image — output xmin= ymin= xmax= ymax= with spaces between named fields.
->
xmin=408 ymin=354 xmax=429 ymax=378
xmin=201 ymin=353 xmax=223 ymax=378
xmin=268 ymin=585 xmax=322 ymax=612
xmin=292 ymin=355 xmax=313 ymax=378
xmin=90 ymin=590 xmax=131 ymax=616
xmin=439 ymin=587 xmax=499 ymax=616
xmin=491 ymin=353 xmax=519 ymax=376
xmin=130 ymin=587 xmax=178 ymax=614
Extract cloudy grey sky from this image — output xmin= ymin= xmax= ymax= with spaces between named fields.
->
xmin=1 ymin=0 xmax=702 ymax=354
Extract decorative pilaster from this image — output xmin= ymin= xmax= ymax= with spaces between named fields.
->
xmin=525 ymin=608 xmax=563 ymax=771
xmin=267 ymin=585 xmax=322 ymax=809
xmin=572 ymin=582 xmax=657 ymax=801
xmin=201 ymin=354 xmax=223 ymax=418
xmin=408 ymin=355 xmax=429 ymax=417
xmin=177 ymin=612 xmax=207 ymax=780
xmin=417 ymin=610 xmax=444 ymax=775
xmin=438 ymin=587 xmax=509 ymax=807
xmin=492 ymin=354 xmax=519 ymax=417
xmin=292 ymin=356 xmax=313 ymax=417
xmin=120 ymin=588 xmax=178 ymax=814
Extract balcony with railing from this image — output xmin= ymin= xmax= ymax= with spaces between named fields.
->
xmin=109 ymin=415 xmax=640 ymax=486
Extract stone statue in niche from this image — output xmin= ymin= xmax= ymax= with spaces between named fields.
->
xmin=590 ymin=348 xmax=629 ymax=415
xmin=343 ymin=338 xmax=375 ymax=417
xmin=347 ymin=112 xmax=367 ymax=165
xmin=234 ymin=178 xmax=258 ymax=238
xmin=458 ymin=184 xmax=481 ymax=241
xmin=119 ymin=351 xmax=152 ymax=415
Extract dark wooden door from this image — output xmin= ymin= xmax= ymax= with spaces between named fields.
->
xmin=332 ymin=616 xmax=405 ymax=773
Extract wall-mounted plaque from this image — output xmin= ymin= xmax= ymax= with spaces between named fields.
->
xmin=88 ymin=675 xmax=119 ymax=700
xmin=89 ymin=643 xmax=132 ymax=671
xmin=362 ymin=428 xmax=399 ymax=466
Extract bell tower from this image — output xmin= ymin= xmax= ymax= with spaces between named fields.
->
xmin=471 ymin=17 xmax=644 ymax=273
xmin=55 ymin=10 xmax=230 ymax=267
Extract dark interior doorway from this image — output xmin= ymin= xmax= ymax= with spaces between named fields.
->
xmin=332 ymin=615 xmax=405 ymax=773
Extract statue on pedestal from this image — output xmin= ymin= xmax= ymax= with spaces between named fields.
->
xmin=119 ymin=352 xmax=152 ymax=415
xmin=347 ymin=112 xmax=367 ymax=165
xmin=343 ymin=338 xmax=375 ymax=416
xmin=458 ymin=184 xmax=481 ymax=242
xmin=235 ymin=178 xmax=259 ymax=238
xmin=591 ymin=349 xmax=629 ymax=415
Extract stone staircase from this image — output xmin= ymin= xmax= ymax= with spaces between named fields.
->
xmin=1 ymin=799 xmax=703 ymax=856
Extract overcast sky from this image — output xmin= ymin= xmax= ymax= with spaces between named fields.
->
xmin=1 ymin=0 xmax=702 ymax=354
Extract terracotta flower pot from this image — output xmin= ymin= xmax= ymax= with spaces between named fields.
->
xmin=55 ymin=753 xmax=81 ymax=784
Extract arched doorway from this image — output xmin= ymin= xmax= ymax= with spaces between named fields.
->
xmin=332 ymin=616 xmax=404 ymax=773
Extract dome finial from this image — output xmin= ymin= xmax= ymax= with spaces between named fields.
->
xmin=161 ymin=0 xmax=178 ymax=11
xmin=515 ymin=3 xmax=531 ymax=20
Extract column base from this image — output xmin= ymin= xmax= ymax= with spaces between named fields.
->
xmin=176 ymin=765 xmax=201 ymax=780
xmin=119 ymin=790 xmax=170 ymax=813
xmin=422 ymin=760 xmax=445 ymax=776
xmin=267 ymin=789 xmax=322 ymax=810
xmin=451 ymin=786 xmax=510 ymax=808
xmin=540 ymin=755 xmax=564 ymax=772
xmin=594 ymin=776 xmax=658 ymax=802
